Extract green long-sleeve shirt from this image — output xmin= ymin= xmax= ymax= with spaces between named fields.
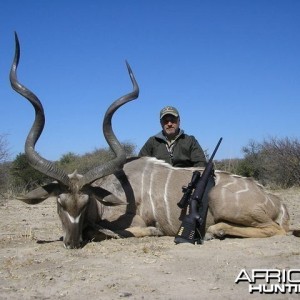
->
xmin=139 ymin=130 xmax=207 ymax=168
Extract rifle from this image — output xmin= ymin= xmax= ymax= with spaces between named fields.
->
xmin=174 ymin=137 xmax=222 ymax=245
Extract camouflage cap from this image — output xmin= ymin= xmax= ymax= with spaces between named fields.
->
xmin=160 ymin=106 xmax=179 ymax=119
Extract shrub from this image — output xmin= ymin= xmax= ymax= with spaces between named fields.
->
xmin=240 ymin=137 xmax=300 ymax=188
xmin=214 ymin=158 xmax=242 ymax=174
xmin=57 ymin=142 xmax=137 ymax=174
xmin=0 ymin=134 xmax=10 ymax=193
xmin=9 ymin=153 xmax=52 ymax=192
xmin=8 ymin=142 xmax=137 ymax=194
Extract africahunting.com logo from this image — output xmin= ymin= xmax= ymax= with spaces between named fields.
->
xmin=235 ymin=269 xmax=300 ymax=294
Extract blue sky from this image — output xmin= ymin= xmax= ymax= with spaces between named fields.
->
xmin=0 ymin=1 xmax=299 ymax=161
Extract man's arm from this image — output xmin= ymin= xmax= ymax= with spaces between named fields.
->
xmin=190 ymin=136 xmax=207 ymax=167
xmin=138 ymin=137 xmax=154 ymax=157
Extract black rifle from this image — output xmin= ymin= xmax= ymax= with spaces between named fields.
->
xmin=174 ymin=137 xmax=222 ymax=245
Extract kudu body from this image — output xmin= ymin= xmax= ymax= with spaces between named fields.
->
xmin=11 ymin=34 xmax=290 ymax=249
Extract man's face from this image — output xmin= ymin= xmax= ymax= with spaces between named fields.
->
xmin=160 ymin=114 xmax=180 ymax=139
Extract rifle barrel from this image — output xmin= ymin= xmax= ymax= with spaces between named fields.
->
xmin=208 ymin=137 xmax=223 ymax=163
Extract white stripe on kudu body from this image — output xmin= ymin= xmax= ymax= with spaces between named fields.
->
xmin=139 ymin=160 xmax=147 ymax=214
xmin=164 ymin=168 xmax=173 ymax=226
xmin=148 ymin=166 xmax=158 ymax=220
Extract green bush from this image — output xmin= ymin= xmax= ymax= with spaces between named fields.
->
xmin=9 ymin=153 xmax=52 ymax=192
xmin=9 ymin=142 xmax=137 ymax=193
xmin=57 ymin=142 xmax=137 ymax=174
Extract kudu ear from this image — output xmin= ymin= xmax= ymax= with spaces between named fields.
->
xmin=90 ymin=186 xmax=127 ymax=206
xmin=16 ymin=182 xmax=62 ymax=205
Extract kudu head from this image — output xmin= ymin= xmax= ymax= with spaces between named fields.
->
xmin=10 ymin=32 xmax=139 ymax=248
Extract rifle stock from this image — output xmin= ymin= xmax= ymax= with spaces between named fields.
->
xmin=174 ymin=137 xmax=222 ymax=244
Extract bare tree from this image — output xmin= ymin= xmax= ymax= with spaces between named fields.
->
xmin=261 ymin=137 xmax=300 ymax=188
xmin=0 ymin=134 xmax=10 ymax=193
xmin=0 ymin=134 xmax=9 ymax=163
xmin=241 ymin=137 xmax=300 ymax=188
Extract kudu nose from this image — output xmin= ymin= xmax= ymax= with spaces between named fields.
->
xmin=64 ymin=240 xmax=82 ymax=249
xmin=63 ymin=235 xmax=83 ymax=249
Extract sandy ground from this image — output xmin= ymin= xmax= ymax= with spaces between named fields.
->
xmin=0 ymin=188 xmax=299 ymax=300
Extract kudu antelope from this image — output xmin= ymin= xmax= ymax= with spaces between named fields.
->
xmin=11 ymin=33 xmax=290 ymax=249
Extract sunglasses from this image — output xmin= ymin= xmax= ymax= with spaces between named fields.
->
xmin=161 ymin=116 xmax=178 ymax=124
